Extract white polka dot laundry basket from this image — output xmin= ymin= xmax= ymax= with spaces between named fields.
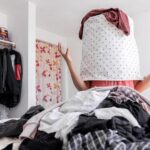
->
xmin=80 ymin=15 xmax=142 ymax=81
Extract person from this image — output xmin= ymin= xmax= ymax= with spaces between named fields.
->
xmin=58 ymin=43 xmax=150 ymax=93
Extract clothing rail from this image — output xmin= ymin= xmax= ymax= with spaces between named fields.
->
xmin=0 ymin=39 xmax=16 ymax=48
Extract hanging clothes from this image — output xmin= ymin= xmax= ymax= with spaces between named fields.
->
xmin=0 ymin=48 xmax=22 ymax=108
xmin=36 ymin=40 xmax=62 ymax=108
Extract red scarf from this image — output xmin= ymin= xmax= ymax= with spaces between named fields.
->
xmin=79 ymin=8 xmax=130 ymax=40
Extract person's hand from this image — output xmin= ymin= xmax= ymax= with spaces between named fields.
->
xmin=58 ymin=43 xmax=72 ymax=63
xmin=144 ymin=74 xmax=150 ymax=85
xmin=134 ymin=74 xmax=150 ymax=92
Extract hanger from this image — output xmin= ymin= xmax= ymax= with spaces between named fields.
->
xmin=0 ymin=39 xmax=16 ymax=50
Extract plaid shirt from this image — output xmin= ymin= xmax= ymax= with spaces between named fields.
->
xmin=67 ymin=129 xmax=150 ymax=150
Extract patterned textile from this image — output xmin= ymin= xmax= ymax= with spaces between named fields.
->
xmin=79 ymin=8 xmax=130 ymax=39
xmin=108 ymin=87 xmax=150 ymax=111
xmin=36 ymin=40 xmax=62 ymax=108
xmin=80 ymin=14 xmax=141 ymax=81
xmin=68 ymin=129 xmax=150 ymax=150
xmin=68 ymin=130 xmax=107 ymax=150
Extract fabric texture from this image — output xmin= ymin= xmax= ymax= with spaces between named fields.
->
xmin=0 ymin=119 xmax=26 ymax=138
xmin=68 ymin=129 xmax=150 ymax=150
xmin=94 ymin=107 xmax=141 ymax=127
xmin=36 ymin=40 xmax=62 ymax=108
xmin=99 ymin=97 xmax=150 ymax=127
xmin=19 ymin=131 xmax=62 ymax=150
xmin=0 ymin=138 xmax=21 ymax=150
xmin=69 ymin=114 xmax=108 ymax=136
xmin=90 ymin=80 xmax=135 ymax=89
xmin=19 ymin=87 xmax=111 ymax=140
xmin=60 ymin=88 xmax=110 ymax=113
xmin=0 ymin=105 xmax=44 ymax=138
xmin=17 ymin=86 xmax=150 ymax=149
xmin=0 ymin=49 xmax=22 ymax=108
xmin=21 ymin=105 xmax=44 ymax=120
xmin=79 ymin=8 xmax=130 ymax=39
xmin=70 ymin=114 xmax=146 ymax=142
xmin=19 ymin=102 xmax=65 ymax=140
xmin=80 ymin=14 xmax=141 ymax=81
xmin=108 ymin=86 xmax=150 ymax=111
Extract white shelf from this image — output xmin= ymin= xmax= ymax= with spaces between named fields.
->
xmin=0 ymin=39 xmax=16 ymax=47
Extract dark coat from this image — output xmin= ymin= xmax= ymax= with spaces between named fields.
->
xmin=0 ymin=48 xmax=22 ymax=107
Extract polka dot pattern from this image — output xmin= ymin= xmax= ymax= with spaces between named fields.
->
xmin=80 ymin=15 xmax=142 ymax=81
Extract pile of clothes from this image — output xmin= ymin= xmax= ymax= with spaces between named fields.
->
xmin=1 ymin=86 xmax=150 ymax=150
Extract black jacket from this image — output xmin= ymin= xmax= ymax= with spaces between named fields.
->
xmin=0 ymin=48 xmax=22 ymax=107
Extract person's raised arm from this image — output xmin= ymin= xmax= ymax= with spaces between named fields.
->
xmin=134 ymin=74 xmax=150 ymax=92
xmin=58 ymin=43 xmax=90 ymax=91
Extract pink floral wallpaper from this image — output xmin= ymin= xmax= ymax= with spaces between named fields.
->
xmin=36 ymin=40 xmax=62 ymax=108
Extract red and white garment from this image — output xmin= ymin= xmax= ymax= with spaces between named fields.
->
xmin=36 ymin=40 xmax=62 ymax=108
xmin=80 ymin=14 xmax=142 ymax=81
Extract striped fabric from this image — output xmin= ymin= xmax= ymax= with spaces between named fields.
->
xmin=67 ymin=129 xmax=150 ymax=150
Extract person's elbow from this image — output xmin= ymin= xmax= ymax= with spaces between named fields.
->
xmin=76 ymin=83 xmax=90 ymax=91
xmin=78 ymin=86 xmax=89 ymax=91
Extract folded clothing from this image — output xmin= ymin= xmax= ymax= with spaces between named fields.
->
xmin=0 ymin=105 xmax=44 ymax=138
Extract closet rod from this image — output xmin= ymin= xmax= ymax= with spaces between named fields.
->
xmin=0 ymin=39 xmax=16 ymax=48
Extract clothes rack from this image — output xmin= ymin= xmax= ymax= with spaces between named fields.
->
xmin=0 ymin=39 xmax=16 ymax=48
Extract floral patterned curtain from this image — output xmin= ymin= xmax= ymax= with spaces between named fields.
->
xmin=36 ymin=40 xmax=62 ymax=108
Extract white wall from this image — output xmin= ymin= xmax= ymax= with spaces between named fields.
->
xmin=36 ymin=28 xmax=69 ymax=101
xmin=28 ymin=1 xmax=36 ymax=108
xmin=0 ymin=12 xmax=7 ymax=28
xmin=66 ymin=37 xmax=82 ymax=98
xmin=37 ymin=28 xmax=67 ymax=46
xmin=133 ymin=11 xmax=150 ymax=99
